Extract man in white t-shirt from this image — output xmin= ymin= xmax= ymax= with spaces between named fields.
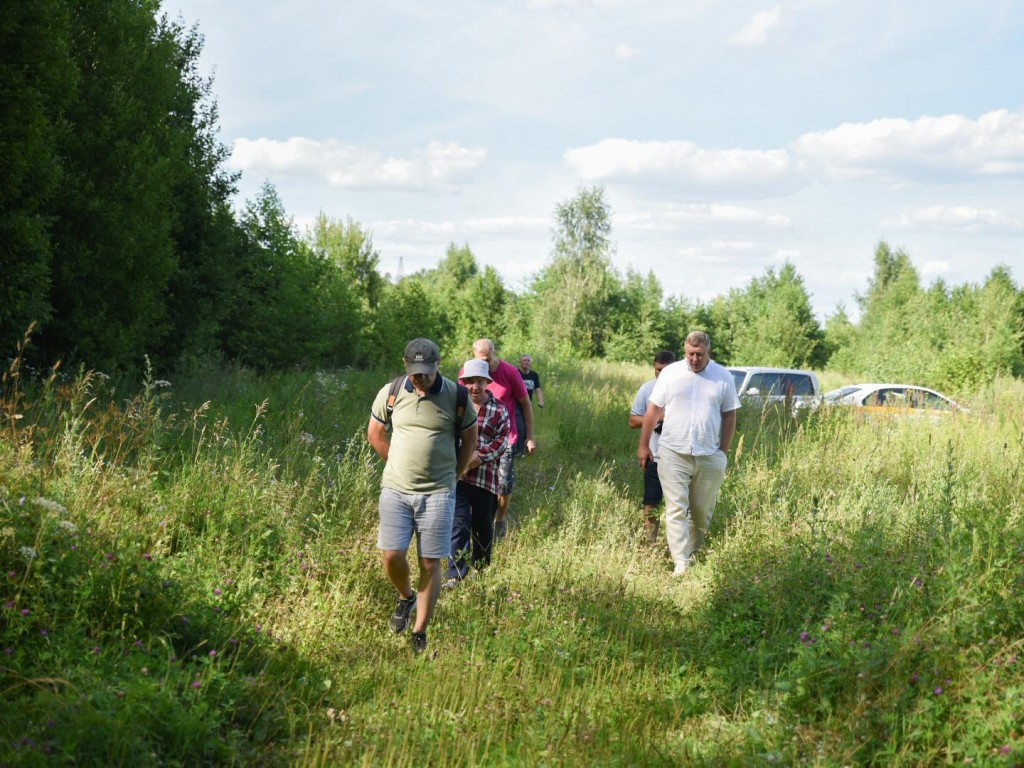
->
xmin=629 ymin=350 xmax=676 ymax=544
xmin=637 ymin=331 xmax=740 ymax=576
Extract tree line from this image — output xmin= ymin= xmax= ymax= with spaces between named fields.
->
xmin=3 ymin=1 xmax=1022 ymax=393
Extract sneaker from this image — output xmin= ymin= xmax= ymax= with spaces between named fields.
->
xmin=441 ymin=577 xmax=460 ymax=590
xmin=389 ymin=592 xmax=417 ymax=633
xmin=672 ymin=563 xmax=687 ymax=578
xmin=411 ymin=631 xmax=428 ymax=655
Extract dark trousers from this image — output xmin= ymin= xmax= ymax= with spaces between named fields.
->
xmin=446 ymin=481 xmax=498 ymax=580
xmin=514 ymin=406 xmax=527 ymax=457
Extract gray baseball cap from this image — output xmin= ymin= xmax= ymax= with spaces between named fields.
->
xmin=403 ymin=338 xmax=440 ymax=374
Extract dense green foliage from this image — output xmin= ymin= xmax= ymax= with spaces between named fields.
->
xmin=2 ymin=357 xmax=1023 ymax=765
xmin=3 ymin=2 xmax=1023 ymax=394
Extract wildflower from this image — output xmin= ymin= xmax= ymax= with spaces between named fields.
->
xmin=153 ymin=380 xmax=172 ymax=389
xmin=141 ymin=552 xmax=152 ymax=561
xmin=191 ymin=681 xmax=202 ymax=689
xmin=57 ymin=520 xmax=78 ymax=535
xmin=19 ymin=546 xmax=37 ymax=561
xmin=140 ymin=667 xmax=149 ymax=675
xmin=6 ymin=571 xmax=15 ymax=580
xmin=824 ymin=553 xmax=833 ymax=563
xmin=39 ymin=629 xmax=48 ymax=636
xmin=933 ymin=687 xmax=943 ymax=695
xmin=3 ymin=647 xmax=11 ymax=656
xmin=911 ymin=673 xmax=920 ymax=683
xmin=92 ymin=646 xmax=101 ymax=654
xmin=209 ymin=650 xmax=217 ymax=658
xmin=4 ymin=600 xmax=13 ymax=610
xmin=34 ymin=498 xmax=69 ymax=516
xmin=213 ymin=588 xmax=222 ymax=596
xmin=1000 ymin=745 xmax=1012 ymax=755
xmin=891 ymin=628 xmax=900 ymax=636
xmin=104 ymin=553 xmax=116 ymax=562
xmin=20 ymin=608 xmax=30 ymax=617
xmin=19 ymin=496 xmax=26 ymax=506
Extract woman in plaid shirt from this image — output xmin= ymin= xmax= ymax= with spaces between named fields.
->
xmin=444 ymin=358 xmax=511 ymax=586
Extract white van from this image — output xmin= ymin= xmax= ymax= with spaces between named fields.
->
xmin=728 ymin=367 xmax=821 ymax=407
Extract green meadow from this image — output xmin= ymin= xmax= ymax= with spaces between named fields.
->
xmin=2 ymin=357 xmax=1023 ymax=766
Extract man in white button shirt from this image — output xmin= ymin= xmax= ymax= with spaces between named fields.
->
xmin=637 ymin=331 xmax=740 ymax=576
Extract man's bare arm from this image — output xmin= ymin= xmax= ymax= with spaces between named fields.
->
xmin=637 ymin=402 xmax=664 ymax=467
xmin=367 ymin=418 xmax=389 ymax=461
xmin=719 ymin=409 xmax=737 ymax=454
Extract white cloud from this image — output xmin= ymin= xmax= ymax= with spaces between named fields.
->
xmin=370 ymin=215 xmax=549 ymax=239
xmin=565 ymin=138 xmax=804 ymax=193
xmin=229 ymin=138 xmax=486 ymax=190
xmin=793 ymin=109 xmax=1024 ymax=181
xmin=526 ymin=0 xmax=633 ymax=8
xmin=614 ymin=42 xmax=640 ymax=60
xmin=617 ymin=203 xmax=791 ymax=229
xmin=882 ymin=205 xmax=1024 ymax=232
xmin=920 ymin=261 xmax=951 ymax=277
xmin=565 ymin=109 xmax=1024 ymax=198
xmin=730 ymin=6 xmax=783 ymax=47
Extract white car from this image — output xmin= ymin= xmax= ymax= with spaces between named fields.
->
xmin=824 ymin=383 xmax=963 ymax=418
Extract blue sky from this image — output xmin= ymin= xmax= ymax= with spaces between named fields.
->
xmin=161 ymin=0 xmax=1024 ymax=319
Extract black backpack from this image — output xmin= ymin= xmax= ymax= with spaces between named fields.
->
xmin=384 ymin=376 xmax=470 ymax=448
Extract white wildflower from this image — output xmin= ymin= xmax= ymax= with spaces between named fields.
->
xmin=34 ymin=497 xmax=69 ymax=516
xmin=153 ymin=380 xmax=172 ymax=389
xmin=19 ymin=545 xmax=38 ymax=560
xmin=58 ymin=520 xmax=78 ymax=535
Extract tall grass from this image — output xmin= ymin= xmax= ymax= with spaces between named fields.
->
xmin=1 ymin=353 xmax=1022 ymax=766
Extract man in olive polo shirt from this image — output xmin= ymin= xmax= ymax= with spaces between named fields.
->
xmin=367 ymin=338 xmax=478 ymax=655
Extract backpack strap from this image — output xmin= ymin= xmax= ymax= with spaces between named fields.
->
xmin=455 ymin=383 xmax=468 ymax=424
xmin=454 ymin=382 xmax=470 ymax=453
xmin=384 ymin=375 xmax=406 ymax=430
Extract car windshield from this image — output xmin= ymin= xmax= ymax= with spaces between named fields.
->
xmin=824 ymin=386 xmax=861 ymax=402
xmin=730 ymin=370 xmax=745 ymax=390
xmin=746 ymin=373 xmax=815 ymax=396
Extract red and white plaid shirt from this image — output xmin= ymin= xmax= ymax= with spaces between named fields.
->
xmin=461 ymin=392 xmax=509 ymax=495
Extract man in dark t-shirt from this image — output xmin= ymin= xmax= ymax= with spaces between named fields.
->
xmin=515 ymin=355 xmax=544 ymax=457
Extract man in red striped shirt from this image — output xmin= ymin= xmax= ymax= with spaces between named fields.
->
xmin=444 ymin=358 xmax=511 ymax=586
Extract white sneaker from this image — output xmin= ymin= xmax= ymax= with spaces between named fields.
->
xmin=672 ymin=564 xmax=687 ymax=578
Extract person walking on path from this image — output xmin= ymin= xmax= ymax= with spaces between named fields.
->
xmin=514 ymin=354 xmax=544 ymax=457
xmin=367 ymin=338 xmax=478 ymax=654
xmin=629 ymin=350 xmax=676 ymax=544
xmin=444 ymin=358 xmax=510 ymax=587
xmin=637 ymin=332 xmax=739 ymax=576
xmin=472 ymin=338 xmax=534 ymax=540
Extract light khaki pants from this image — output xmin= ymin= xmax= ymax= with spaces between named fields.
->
xmin=657 ymin=447 xmax=728 ymax=570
